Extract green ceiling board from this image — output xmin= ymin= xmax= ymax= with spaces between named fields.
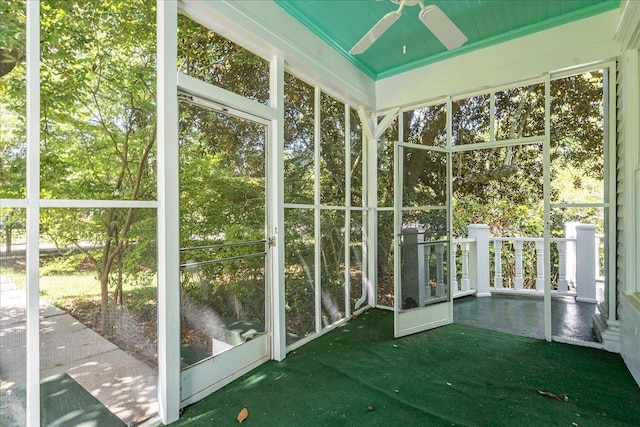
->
xmin=274 ymin=0 xmax=620 ymax=80
xmin=377 ymin=0 xmax=622 ymax=79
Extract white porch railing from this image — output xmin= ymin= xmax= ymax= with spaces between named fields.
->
xmin=451 ymin=223 xmax=601 ymax=303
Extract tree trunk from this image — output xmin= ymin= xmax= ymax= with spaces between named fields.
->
xmin=5 ymin=226 xmax=12 ymax=255
xmin=113 ymin=249 xmax=124 ymax=306
xmin=0 ymin=48 xmax=24 ymax=79
xmin=100 ymin=273 xmax=111 ymax=335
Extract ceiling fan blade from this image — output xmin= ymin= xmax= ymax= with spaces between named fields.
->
xmin=419 ymin=5 xmax=467 ymax=50
xmin=349 ymin=10 xmax=401 ymax=55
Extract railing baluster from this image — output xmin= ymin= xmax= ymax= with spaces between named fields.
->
xmin=462 ymin=242 xmax=471 ymax=292
xmin=451 ymin=242 xmax=459 ymax=294
xmin=494 ymin=240 xmax=503 ymax=289
xmin=535 ymin=239 xmax=544 ymax=291
xmin=436 ymin=244 xmax=445 ymax=297
xmin=425 ymin=244 xmax=432 ymax=302
xmin=514 ymin=240 xmax=524 ymax=290
xmin=557 ymin=240 xmax=568 ymax=292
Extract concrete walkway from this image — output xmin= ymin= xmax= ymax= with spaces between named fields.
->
xmin=0 ymin=276 xmax=158 ymax=425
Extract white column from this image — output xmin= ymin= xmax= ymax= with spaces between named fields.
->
xmin=493 ymin=240 xmax=503 ymax=289
xmin=468 ymin=224 xmax=491 ymax=297
xmin=576 ymin=224 xmax=598 ymax=303
xmin=556 ymin=240 xmax=568 ymax=292
xmin=514 ymin=240 xmax=524 ymax=290
xmin=535 ymin=240 xmax=544 ymax=291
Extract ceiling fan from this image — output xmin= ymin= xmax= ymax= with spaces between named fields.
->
xmin=349 ymin=0 xmax=468 ymax=55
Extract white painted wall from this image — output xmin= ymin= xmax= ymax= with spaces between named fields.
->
xmin=620 ymin=295 xmax=640 ymax=386
xmin=616 ymin=0 xmax=640 ymax=388
xmin=375 ymin=9 xmax=621 ymax=110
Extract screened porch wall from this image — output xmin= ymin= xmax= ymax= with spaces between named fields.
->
xmin=3 ymin=1 xmax=640 ymax=426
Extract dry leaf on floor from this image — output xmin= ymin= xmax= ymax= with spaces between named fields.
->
xmin=537 ymin=390 xmax=561 ymax=400
xmin=237 ymin=407 xmax=249 ymax=423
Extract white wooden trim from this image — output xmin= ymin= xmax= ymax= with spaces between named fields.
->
xmin=365 ymin=110 xmax=378 ymax=307
xmin=344 ymin=105 xmax=352 ymax=320
xmin=449 ymin=136 xmax=544 ymax=153
xmin=38 ymin=199 xmax=158 ymax=208
xmin=270 ymin=55 xmax=286 ymax=361
xmin=605 ymin=62 xmax=619 ymax=322
xmin=157 ymin=1 xmax=181 ymax=423
xmin=543 ymin=74 xmax=552 ymax=342
xmin=0 ymin=199 xmax=27 ymax=208
xmin=314 ymin=86 xmax=322 ymax=333
xmin=373 ymin=108 xmax=400 ymax=140
xmin=25 ymin=2 xmax=40 ymax=424
xmin=623 ymin=51 xmax=640 ymax=296
xmin=357 ymin=107 xmax=375 ymax=141
xmin=616 ymin=0 xmax=640 ymax=50
xmin=178 ymin=73 xmax=277 ymax=122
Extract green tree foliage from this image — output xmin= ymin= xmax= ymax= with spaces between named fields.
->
xmin=0 ymin=0 xmax=158 ymax=333
xmin=176 ymin=16 xmax=272 ymax=347
xmin=375 ymin=74 xmax=604 ymax=288
xmin=283 ymin=73 xmax=315 ymax=204
xmin=0 ymin=1 xmax=25 ymax=80
xmin=282 ymin=74 xmax=365 ymax=336
xmin=0 ymin=1 xmax=27 ymax=250
xmin=177 ymin=14 xmax=270 ymax=104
